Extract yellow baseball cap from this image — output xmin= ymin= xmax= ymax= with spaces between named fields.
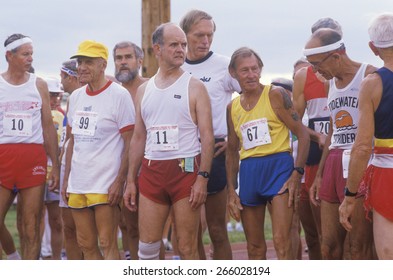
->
xmin=70 ymin=40 xmax=108 ymax=60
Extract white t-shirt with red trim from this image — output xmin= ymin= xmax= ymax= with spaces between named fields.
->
xmin=67 ymin=81 xmax=135 ymax=194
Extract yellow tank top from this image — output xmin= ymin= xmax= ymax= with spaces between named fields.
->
xmin=231 ymin=85 xmax=290 ymax=160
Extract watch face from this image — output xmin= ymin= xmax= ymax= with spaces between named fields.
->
xmin=198 ymin=171 xmax=209 ymax=178
xmin=294 ymin=167 xmax=304 ymax=175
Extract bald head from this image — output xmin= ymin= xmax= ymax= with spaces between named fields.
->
xmin=305 ymin=28 xmax=342 ymax=50
xmin=152 ymin=22 xmax=186 ymax=46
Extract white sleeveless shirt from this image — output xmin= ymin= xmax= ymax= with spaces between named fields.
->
xmin=142 ymin=72 xmax=200 ymax=160
xmin=0 ymin=74 xmax=43 ymax=144
xmin=182 ymin=52 xmax=240 ymax=138
xmin=328 ymin=63 xmax=367 ymax=150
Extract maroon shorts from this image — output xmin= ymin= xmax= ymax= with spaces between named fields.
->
xmin=319 ymin=149 xmax=363 ymax=203
xmin=0 ymin=144 xmax=47 ymax=191
xmin=138 ymin=155 xmax=200 ymax=205
xmin=299 ymin=164 xmax=319 ymax=201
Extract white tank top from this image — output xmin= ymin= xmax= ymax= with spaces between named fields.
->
xmin=142 ymin=72 xmax=200 ymax=160
xmin=0 ymin=74 xmax=44 ymax=144
xmin=328 ymin=63 xmax=367 ymax=150
xmin=182 ymin=52 xmax=240 ymax=138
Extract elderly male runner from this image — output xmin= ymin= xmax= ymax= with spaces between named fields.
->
xmin=292 ymin=17 xmax=343 ymax=259
xmin=226 ymin=47 xmax=310 ymax=260
xmin=113 ymin=41 xmax=148 ymax=260
xmin=339 ymin=13 xmax=393 ymax=260
xmin=124 ymin=22 xmax=214 ymax=260
xmin=0 ymin=34 xmax=59 ymax=259
xmin=63 ymin=40 xmax=135 ymax=259
xmin=179 ymin=9 xmax=240 ymax=259
xmin=305 ymin=28 xmax=376 ymax=259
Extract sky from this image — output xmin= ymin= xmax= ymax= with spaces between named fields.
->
xmin=0 ymin=0 xmax=392 ymax=83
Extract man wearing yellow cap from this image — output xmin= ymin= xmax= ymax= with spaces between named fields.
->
xmin=62 ymin=40 xmax=135 ymax=259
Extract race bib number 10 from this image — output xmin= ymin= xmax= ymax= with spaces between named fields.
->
xmin=150 ymin=124 xmax=179 ymax=151
xmin=72 ymin=111 xmax=98 ymax=136
xmin=3 ymin=112 xmax=33 ymax=137
xmin=240 ymin=118 xmax=271 ymax=150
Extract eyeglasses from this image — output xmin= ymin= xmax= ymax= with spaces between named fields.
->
xmin=308 ymin=52 xmax=335 ymax=70
xmin=61 ymin=66 xmax=77 ymax=77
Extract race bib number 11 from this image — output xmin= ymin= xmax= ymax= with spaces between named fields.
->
xmin=150 ymin=124 xmax=179 ymax=151
xmin=240 ymin=118 xmax=272 ymax=150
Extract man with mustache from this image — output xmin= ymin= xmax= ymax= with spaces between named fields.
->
xmin=113 ymin=41 xmax=148 ymax=260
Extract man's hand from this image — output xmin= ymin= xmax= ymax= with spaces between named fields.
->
xmin=108 ymin=179 xmax=124 ymax=206
xmin=124 ymin=182 xmax=138 ymax=212
xmin=227 ymin=188 xmax=243 ymax=222
xmin=214 ymin=141 xmax=227 ymax=158
xmin=339 ymin=197 xmax=356 ymax=231
xmin=279 ymin=172 xmax=301 ymax=211
xmin=309 ymin=175 xmax=322 ymax=207
xmin=48 ymin=165 xmax=60 ymax=192
xmin=189 ymin=177 xmax=207 ymax=210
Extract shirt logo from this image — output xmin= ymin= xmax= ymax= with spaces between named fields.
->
xmin=174 ymin=94 xmax=181 ymax=99
xmin=335 ymin=110 xmax=357 ymax=131
xmin=83 ymin=106 xmax=92 ymax=112
xmin=200 ymin=76 xmax=211 ymax=83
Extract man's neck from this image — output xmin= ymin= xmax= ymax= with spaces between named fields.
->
xmin=2 ymin=67 xmax=29 ymax=85
xmin=122 ymin=76 xmax=147 ymax=99
xmin=87 ymin=76 xmax=108 ymax=92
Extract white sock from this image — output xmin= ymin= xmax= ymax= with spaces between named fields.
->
xmin=7 ymin=251 xmax=21 ymax=260
xmin=124 ymin=250 xmax=131 ymax=260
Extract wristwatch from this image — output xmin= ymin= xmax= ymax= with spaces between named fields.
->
xmin=197 ymin=171 xmax=210 ymax=179
xmin=293 ymin=167 xmax=305 ymax=175
xmin=344 ymin=187 xmax=358 ymax=197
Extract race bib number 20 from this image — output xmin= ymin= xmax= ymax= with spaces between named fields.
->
xmin=240 ymin=118 xmax=271 ymax=150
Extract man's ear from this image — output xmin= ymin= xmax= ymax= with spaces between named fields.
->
xmin=368 ymin=41 xmax=380 ymax=56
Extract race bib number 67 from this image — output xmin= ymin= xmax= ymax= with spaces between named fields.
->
xmin=240 ymin=118 xmax=271 ymax=150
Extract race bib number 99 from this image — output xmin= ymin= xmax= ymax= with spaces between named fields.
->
xmin=3 ymin=112 xmax=33 ymax=137
xmin=240 ymin=118 xmax=271 ymax=150
xmin=72 ymin=111 xmax=98 ymax=136
xmin=150 ymin=124 xmax=179 ymax=151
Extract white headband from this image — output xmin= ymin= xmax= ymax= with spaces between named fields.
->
xmin=303 ymin=39 xmax=344 ymax=56
xmin=5 ymin=37 xmax=33 ymax=51
xmin=372 ymin=39 xmax=393 ymax=48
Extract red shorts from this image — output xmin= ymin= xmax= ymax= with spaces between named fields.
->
xmin=319 ymin=149 xmax=363 ymax=203
xmin=299 ymin=164 xmax=319 ymax=201
xmin=138 ymin=155 xmax=200 ymax=205
xmin=0 ymin=144 xmax=47 ymax=191
xmin=364 ymin=166 xmax=393 ymax=221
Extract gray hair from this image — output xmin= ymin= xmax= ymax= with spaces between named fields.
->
xmin=4 ymin=33 xmax=30 ymax=53
xmin=229 ymin=47 xmax=264 ymax=71
xmin=179 ymin=9 xmax=216 ymax=34
xmin=311 ymin=17 xmax=343 ymax=36
xmin=152 ymin=23 xmax=167 ymax=46
xmin=368 ymin=13 xmax=393 ymax=49
xmin=112 ymin=41 xmax=144 ymax=60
